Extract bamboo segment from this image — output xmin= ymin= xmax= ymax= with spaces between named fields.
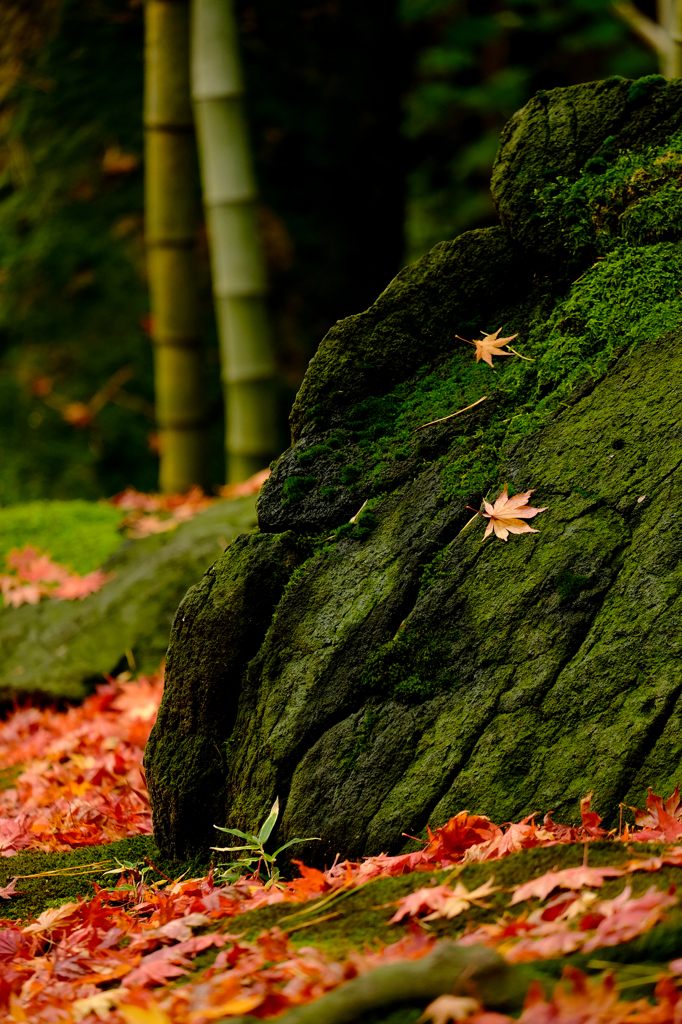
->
xmin=191 ymin=0 xmax=278 ymax=483
xmin=145 ymin=0 xmax=206 ymax=493
xmin=674 ymin=0 xmax=682 ymax=77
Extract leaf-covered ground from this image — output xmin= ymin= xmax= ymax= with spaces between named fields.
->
xmin=3 ymin=673 xmax=682 ymax=1022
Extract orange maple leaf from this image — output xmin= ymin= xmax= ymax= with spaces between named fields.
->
xmin=53 ymin=569 xmax=113 ymax=600
xmin=472 ymin=485 xmax=548 ymax=542
xmin=456 ymin=327 xmax=518 ymax=367
xmin=510 ymin=866 xmax=624 ymax=905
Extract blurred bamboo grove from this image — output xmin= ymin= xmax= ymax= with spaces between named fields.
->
xmin=191 ymin=0 xmax=279 ymax=484
xmin=145 ymin=0 xmax=208 ymax=493
xmin=0 ymin=0 xmax=658 ymax=502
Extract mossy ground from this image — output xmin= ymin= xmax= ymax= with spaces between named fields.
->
xmin=0 ymin=836 xmax=209 ymax=922
xmin=4 ymin=836 xmax=678 ymax=1024
xmin=0 ymin=499 xmax=126 ymax=576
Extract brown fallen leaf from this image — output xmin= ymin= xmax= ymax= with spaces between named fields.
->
xmin=0 ymin=877 xmax=20 ymax=899
xmin=456 ymin=328 xmax=518 ymax=367
xmin=468 ymin=485 xmax=548 ymax=542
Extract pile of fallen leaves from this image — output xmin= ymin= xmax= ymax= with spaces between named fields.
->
xmin=4 ymin=678 xmax=682 ymax=1021
xmin=3 ymin=796 xmax=682 ymax=1022
xmin=111 ymin=469 xmax=269 ymax=538
xmin=0 ymin=547 xmax=112 ymax=609
xmin=0 ymin=471 xmax=272 ymax=608
xmin=0 ymin=671 xmax=161 ymax=855
xmin=109 ymin=487 xmax=217 ymax=538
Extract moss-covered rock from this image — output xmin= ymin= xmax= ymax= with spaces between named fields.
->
xmin=0 ymin=499 xmax=126 ymax=575
xmin=146 ymin=78 xmax=682 ymax=863
xmin=145 ymin=530 xmax=314 ymax=855
xmin=0 ymin=496 xmax=257 ymax=702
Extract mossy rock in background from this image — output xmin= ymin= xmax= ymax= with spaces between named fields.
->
xmin=145 ymin=78 xmax=682 ymax=863
xmin=0 ymin=499 xmax=126 ymax=574
xmin=0 ymin=496 xmax=257 ymax=703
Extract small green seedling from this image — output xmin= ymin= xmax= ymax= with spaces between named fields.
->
xmin=212 ymin=797 xmax=319 ymax=887
xmin=100 ymin=857 xmax=153 ymax=891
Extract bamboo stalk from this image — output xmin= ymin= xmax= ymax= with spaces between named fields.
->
xmin=190 ymin=0 xmax=278 ymax=483
xmin=611 ymin=0 xmax=675 ymax=76
xmin=145 ymin=0 xmax=206 ymax=493
xmin=674 ymin=0 xmax=682 ymax=76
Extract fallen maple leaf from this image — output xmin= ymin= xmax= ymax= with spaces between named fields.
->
xmin=388 ymin=884 xmax=456 ymax=923
xmin=124 ymin=956 xmax=190 ymax=987
xmin=0 ymin=927 xmax=25 ymax=961
xmin=417 ymin=994 xmax=481 ymax=1023
xmin=456 ymin=328 xmax=518 ymax=368
xmin=510 ymin=866 xmax=623 ymax=905
xmin=7 ymin=547 xmax=70 ymax=583
xmin=582 ymin=884 xmax=677 ymax=952
xmin=389 ymin=878 xmax=498 ymax=924
xmin=217 ymin=467 xmax=271 ymax=499
xmin=0 ymin=876 xmax=20 ymax=899
xmin=23 ymin=900 xmax=82 ymax=936
xmin=625 ymin=784 xmax=682 ymax=843
xmin=0 ymin=580 xmax=46 ymax=607
xmin=110 ymin=485 xmax=216 ymax=537
xmin=512 ymin=967 xmax=670 ymax=1024
xmin=0 ymin=546 xmax=112 ymax=607
xmin=470 ymin=485 xmax=548 ymax=542
xmin=53 ymin=568 xmax=113 ymax=600
xmin=579 ymin=790 xmax=609 ymax=838
xmin=424 ymin=878 xmax=499 ymax=921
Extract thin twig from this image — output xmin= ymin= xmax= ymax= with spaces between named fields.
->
xmin=506 ymin=347 xmax=535 ymax=362
xmin=278 ymin=881 xmax=358 ymax=924
xmin=415 ymin=395 xmax=487 ymax=431
xmin=15 ymin=861 xmax=114 ymax=880
xmin=457 ymin=511 xmax=480 ymax=536
xmin=349 ymin=500 xmax=369 ymax=523
xmin=144 ymin=856 xmax=176 ymax=885
xmin=286 ymin=911 xmax=343 ymax=933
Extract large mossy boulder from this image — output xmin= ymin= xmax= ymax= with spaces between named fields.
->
xmin=145 ymin=76 xmax=682 ymax=863
xmin=0 ymin=496 xmax=257 ymax=702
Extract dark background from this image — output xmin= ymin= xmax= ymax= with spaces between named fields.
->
xmin=0 ymin=0 xmax=657 ymax=502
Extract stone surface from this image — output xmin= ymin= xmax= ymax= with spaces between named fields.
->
xmin=145 ymin=77 xmax=682 ymax=863
xmin=0 ymin=497 xmax=257 ymax=702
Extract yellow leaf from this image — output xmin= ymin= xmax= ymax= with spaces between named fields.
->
xmin=72 ymin=992 xmax=120 ymax=1021
xmin=9 ymin=995 xmax=29 ymax=1022
xmin=188 ymin=994 xmax=263 ymax=1021
xmin=119 ymin=1003 xmax=172 ymax=1024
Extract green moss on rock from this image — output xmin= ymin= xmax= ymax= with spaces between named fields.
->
xmin=144 ymin=530 xmax=315 ymax=858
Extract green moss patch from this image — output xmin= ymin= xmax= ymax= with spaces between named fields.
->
xmin=212 ymin=841 xmax=670 ymax=962
xmin=0 ymin=836 xmax=210 ymax=922
xmin=0 ymin=499 xmax=125 ymax=576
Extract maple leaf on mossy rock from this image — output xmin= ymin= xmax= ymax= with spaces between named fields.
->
xmin=456 ymin=327 xmax=518 ymax=367
xmin=476 ymin=485 xmax=548 ymax=542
